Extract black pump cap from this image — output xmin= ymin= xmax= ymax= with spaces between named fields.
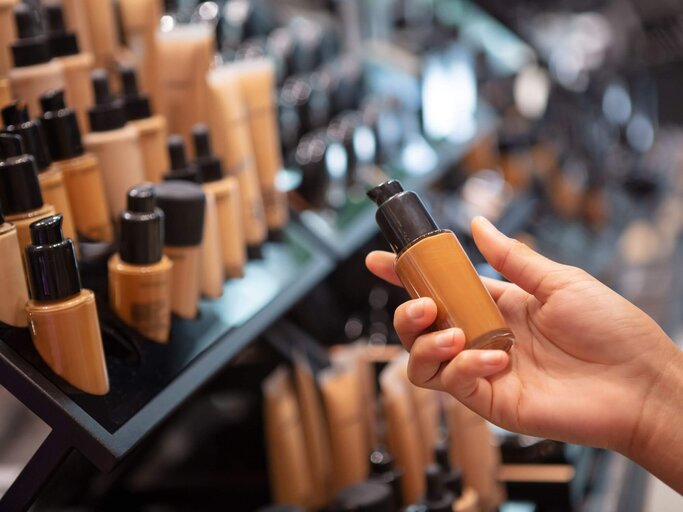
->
xmin=25 ymin=214 xmax=81 ymax=300
xmin=368 ymin=180 xmax=439 ymax=254
xmin=44 ymin=4 xmax=79 ymax=58
xmin=0 ymin=134 xmax=44 ymax=215
xmin=155 ymin=182 xmax=205 ymax=247
xmin=434 ymin=440 xmax=463 ymax=498
xmin=11 ymin=3 xmax=52 ymax=67
xmin=88 ymin=69 xmax=127 ymax=132
xmin=163 ymin=135 xmax=198 ymax=182
xmin=295 ymin=131 xmax=329 ymax=209
xmin=39 ymin=89 xmax=84 ymax=160
xmin=192 ymin=124 xmax=224 ymax=183
xmin=331 ymin=481 xmax=393 ymax=512
xmin=2 ymin=101 xmax=52 ymax=172
xmin=120 ymin=66 xmax=152 ymax=120
xmin=421 ymin=465 xmax=454 ymax=512
xmin=119 ymin=184 xmax=164 ymax=264
xmin=369 ymin=448 xmax=404 ymax=512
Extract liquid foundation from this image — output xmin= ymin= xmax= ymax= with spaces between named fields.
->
xmin=24 ymin=214 xmax=108 ymax=395
xmin=39 ymin=89 xmax=112 ymax=242
xmin=121 ymin=66 xmax=169 ymax=183
xmin=192 ymin=124 xmax=246 ymax=278
xmin=0 ymin=203 xmax=28 ymax=327
xmin=155 ymin=181 xmax=205 ymax=319
xmin=82 ymin=0 xmax=118 ymax=75
xmin=109 ymin=185 xmax=173 ymax=343
xmin=0 ymin=0 xmax=17 ymax=77
xmin=233 ymin=59 xmax=289 ymax=238
xmin=207 ymin=65 xmax=267 ymax=258
xmin=368 ymin=180 xmax=514 ymax=351
xmin=9 ymin=4 xmax=65 ymax=118
xmin=83 ymin=69 xmax=146 ymax=219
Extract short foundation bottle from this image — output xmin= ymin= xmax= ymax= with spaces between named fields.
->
xmin=83 ymin=69 xmax=146 ymax=219
xmin=108 ymin=184 xmax=173 ymax=343
xmin=9 ymin=3 xmax=65 ymax=117
xmin=44 ymin=4 xmax=94 ymax=134
xmin=0 ymin=0 xmax=17 ymax=77
xmin=121 ymin=66 xmax=170 ymax=183
xmin=39 ymin=89 xmax=112 ymax=242
xmin=368 ymin=180 xmax=514 ymax=352
xmin=0 ymin=199 xmax=29 ymax=327
xmin=155 ymin=181 xmax=205 ymax=319
xmin=24 ymin=214 xmax=109 ymax=395
xmin=192 ymin=124 xmax=246 ymax=278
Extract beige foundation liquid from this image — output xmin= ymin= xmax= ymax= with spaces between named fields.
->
xmin=368 ymin=181 xmax=514 ymax=351
xmin=0 ymin=213 xmax=29 ymax=327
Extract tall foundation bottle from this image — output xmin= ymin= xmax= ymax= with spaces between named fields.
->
xmin=9 ymin=3 xmax=65 ymax=118
xmin=155 ymin=181 xmax=205 ymax=319
xmin=192 ymin=124 xmax=246 ymax=278
xmin=368 ymin=180 xmax=514 ymax=352
xmin=83 ymin=69 xmax=146 ymax=219
xmin=24 ymin=214 xmax=109 ymax=395
xmin=0 ymin=0 xmax=17 ymax=78
xmin=39 ymin=89 xmax=112 ymax=242
xmin=0 ymin=199 xmax=29 ymax=327
xmin=108 ymin=184 xmax=173 ymax=343
xmin=120 ymin=66 xmax=169 ymax=183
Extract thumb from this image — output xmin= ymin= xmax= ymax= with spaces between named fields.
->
xmin=471 ymin=216 xmax=574 ymax=303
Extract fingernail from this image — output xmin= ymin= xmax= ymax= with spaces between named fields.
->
xmin=436 ymin=330 xmax=455 ymax=348
xmin=475 ymin=216 xmax=497 ymax=232
xmin=481 ymin=351 xmax=505 ymax=366
xmin=407 ymin=300 xmax=425 ymax=319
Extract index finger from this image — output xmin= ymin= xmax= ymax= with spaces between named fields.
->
xmin=366 ymin=251 xmax=403 ymax=287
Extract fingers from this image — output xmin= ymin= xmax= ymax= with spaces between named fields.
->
xmin=393 ymin=298 xmax=437 ymax=351
xmin=480 ymin=276 xmax=511 ymax=301
xmin=407 ymin=328 xmax=466 ymax=388
xmin=366 ymin=251 xmax=402 ymax=287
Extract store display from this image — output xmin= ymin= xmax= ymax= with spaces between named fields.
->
xmin=0 ymin=77 xmax=10 ymax=109
xmin=0 ymin=198 xmax=28 ymax=327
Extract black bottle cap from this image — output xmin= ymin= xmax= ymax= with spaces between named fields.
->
xmin=154 ymin=182 xmax=205 ymax=247
xmin=119 ymin=184 xmax=164 ymax=265
xmin=163 ymin=135 xmax=199 ymax=182
xmin=281 ymin=76 xmax=312 ymax=135
xmin=120 ymin=66 xmax=152 ymax=121
xmin=25 ymin=214 xmax=81 ymax=300
xmin=331 ymin=481 xmax=393 ymax=512
xmin=44 ymin=3 xmax=79 ymax=58
xmin=295 ymin=131 xmax=329 ymax=209
xmin=421 ymin=465 xmax=454 ymax=512
xmin=1 ymin=101 xmax=52 ymax=172
xmin=88 ymin=69 xmax=127 ymax=132
xmin=434 ymin=440 xmax=463 ymax=498
xmin=192 ymin=124 xmax=224 ymax=183
xmin=11 ymin=3 xmax=52 ymax=67
xmin=331 ymin=56 xmax=364 ymax=114
xmin=367 ymin=180 xmax=439 ymax=254
xmin=39 ymin=89 xmax=84 ymax=161
xmin=0 ymin=134 xmax=44 ymax=214
xmin=369 ymin=448 xmax=404 ymax=511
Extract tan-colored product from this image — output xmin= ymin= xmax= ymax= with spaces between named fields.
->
xmin=199 ymin=193 xmax=224 ymax=298
xmin=207 ymin=66 xmax=267 ymax=251
xmin=82 ymin=0 xmax=118 ymax=74
xmin=0 ymin=221 xmax=28 ymax=327
xmin=83 ymin=125 xmax=146 ymax=218
xmin=164 ymin=246 xmax=200 ymax=319
xmin=410 ymin=385 xmax=440 ymax=465
xmin=157 ymin=25 xmax=214 ymax=146
xmin=293 ymin=352 xmax=333 ymax=507
xmin=462 ymin=132 xmax=498 ymax=174
xmin=318 ymin=363 xmax=369 ymax=493
xmin=0 ymin=78 xmax=11 ymax=114
xmin=0 ymin=0 xmax=17 ymax=77
xmin=131 ymin=115 xmax=169 ymax=183
xmin=9 ymin=60 xmax=65 ymax=118
xmin=58 ymin=52 xmax=95 ymax=134
xmin=7 ymin=204 xmax=56 ymax=257
xmin=56 ymin=153 xmax=113 ymax=242
xmin=26 ymin=289 xmax=108 ymax=395
xmin=59 ymin=0 xmax=93 ymax=54
xmin=263 ymin=366 xmax=314 ymax=508
xmin=234 ymin=59 xmax=289 ymax=234
xmin=453 ymin=487 xmax=480 ymax=512
xmin=108 ymin=254 xmax=173 ymax=343
xmin=37 ymin=166 xmax=79 ymax=253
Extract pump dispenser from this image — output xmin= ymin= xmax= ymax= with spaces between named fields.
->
xmin=8 ymin=3 xmax=65 ymax=116
xmin=83 ymin=68 xmax=146 ymax=218
xmin=434 ymin=440 xmax=463 ymax=498
xmin=368 ymin=180 xmax=514 ymax=352
xmin=420 ymin=465 xmax=455 ymax=512
xmin=0 ymin=198 xmax=29 ymax=327
xmin=369 ymin=448 xmax=404 ymax=512
xmin=24 ymin=214 xmax=108 ymax=395
xmin=164 ymin=135 xmax=197 ymax=182
xmin=40 ymin=89 xmax=112 ymax=242
xmin=108 ymin=184 xmax=173 ymax=343
xmin=121 ymin=65 xmax=170 ymax=183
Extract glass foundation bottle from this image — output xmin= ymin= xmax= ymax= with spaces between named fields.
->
xmin=368 ymin=180 xmax=514 ymax=351
xmin=39 ymin=89 xmax=112 ymax=242
xmin=24 ymin=214 xmax=109 ymax=395
xmin=0 ymin=200 xmax=29 ymax=327
xmin=108 ymin=185 xmax=173 ymax=343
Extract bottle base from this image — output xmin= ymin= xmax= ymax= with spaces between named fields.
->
xmin=468 ymin=328 xmax=515 ymax=352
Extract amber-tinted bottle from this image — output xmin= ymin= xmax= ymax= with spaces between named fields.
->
xmin=24 ymin=214 xmax=108 ymax=395
xmin=108 ymin=185 xmax=173 ymax=343
xmin=368 ymin=180 xmax=514 ymax=351
xmin=0 ymin=201 xmax=29 ymax=327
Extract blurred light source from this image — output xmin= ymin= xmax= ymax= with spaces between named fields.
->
xmin=353 ymin=126 xmax=376 ymax=163
xmin=603 ymin=82 xmax=632 ymax=126
xmin=514 ymin=64 xmax=550 ymax=119
xmin=626 ymin=113 xmax=655 ymax=153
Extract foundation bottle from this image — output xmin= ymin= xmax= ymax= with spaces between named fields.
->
xmin=0 ymin=200 xmax=29 ymax=327
xmin=24 ymin=214 xmax=108 ymax=395
xmin=368 ymin=448 xmax=404 ymax=512
xmin=234 ymin=59 xmax=289 ymax=238
xmin=421 ymin=465 xmax=455 ymax=512
xmin=368 ymin=180 xmax=514 ymax=352
xmin=0 ymin=133 xmax=55 ymax=255
xmin=39 ymin=89 xmax=112 ymax=242
xmin=0 ymin=0 xmax=17 ymax=77
xmin=108 ymin=184 xmax=173 ymax=343
xmin=83 ymin=69 xmax=146 ymax=219
xmin=44 ymin=4 xmax=94 ymax=134
xmin=192 ymin=124 xmax=247 ymax=278
xmin=9 ymin=3 xmax=65 ymax=118
xmin=121 ymin=66 xmax=169 ymax=183
xmin=155 ymin=181 xmax=205 ymax=319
